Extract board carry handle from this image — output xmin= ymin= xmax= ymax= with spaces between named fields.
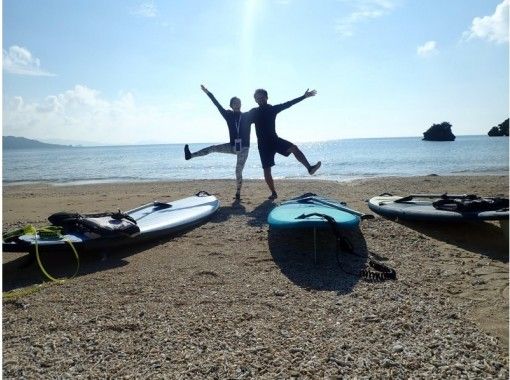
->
xmin=153 ymin=201 xmax=172 ymax=209
xmin=298 ymin=197 xmax=374 ymax=220
xmin=296 ymin=212 xmax=331 ymax=220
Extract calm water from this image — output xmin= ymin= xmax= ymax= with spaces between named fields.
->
xmin=2 ymin=136 xmax=508 ymax=185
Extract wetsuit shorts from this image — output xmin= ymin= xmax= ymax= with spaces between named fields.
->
xmin=258 ymin=137 xmax=294 ymax=169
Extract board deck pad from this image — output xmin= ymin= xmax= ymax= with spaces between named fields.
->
xmin=268 ymin=194 xmax=361 ymax=230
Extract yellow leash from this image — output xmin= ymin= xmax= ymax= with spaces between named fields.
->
xmin=3 ymin=225 xmax=80 ymax=283
xmin=34 ymin=226 xmax=80 ymax=282
xmin=2 ymin=224 xmax=37 ymax=241
xmin=33 ymin=227 xmax=80 ymax=282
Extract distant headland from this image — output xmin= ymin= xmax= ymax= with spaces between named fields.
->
xmin=3 ymin=136 xmax=73 ymax=150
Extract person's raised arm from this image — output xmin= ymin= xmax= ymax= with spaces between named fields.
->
xmin=201 ymin=84 xmax=228 ymax=118
xmin=274 ymin=88 xmax=317 ymax=114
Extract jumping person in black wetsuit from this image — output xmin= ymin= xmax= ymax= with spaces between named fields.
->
xmin=248 ymin=88 xmax=321 ymax=200
xmin=184 ymin=85 xmax=251 ymax=200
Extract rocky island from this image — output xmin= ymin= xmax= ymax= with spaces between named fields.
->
xmin=422 ymin=122 xmax=456 ymax=141
xmin=488 ymin=118 xmax=509 ymax=137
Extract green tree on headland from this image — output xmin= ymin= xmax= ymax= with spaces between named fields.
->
xmin=488 ymin=118 xmax=509 ymax=137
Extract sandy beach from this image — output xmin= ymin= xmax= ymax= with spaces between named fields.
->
xmin=2 ymin=175 xmax=509 ymax=378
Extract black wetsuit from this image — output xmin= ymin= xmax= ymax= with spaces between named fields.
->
xmin=248 ymin=95 xmax=306 ymax=168
xmin=206 ymin=91 xmax=251 ymax=148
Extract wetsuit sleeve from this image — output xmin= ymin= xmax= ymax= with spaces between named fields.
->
xmin=244 ymin=109 xmax=254 ymax=124
xmin=205 ymin=91 xmax=229 ymax=120
xmin=273 ymin=95 xmax=307 ymax=114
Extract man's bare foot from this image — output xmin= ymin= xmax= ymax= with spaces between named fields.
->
xmin=184 ymin=145 xmax=192 ymax=160
xmin=268 ymin=191 xmax=278 ymax=200
xmin=308 ymin=161 xmax=321 ymax=175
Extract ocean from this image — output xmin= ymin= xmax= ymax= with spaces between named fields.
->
xmin=2 ymin=136 xmax=508 ymax=185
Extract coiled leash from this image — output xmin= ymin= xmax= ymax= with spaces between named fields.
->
xmin=296 ymin=213 xmax=396 ymax=282
xmin=34 ymin=226 xmax=80 ymax=283
xmin=2 ymin=224 xmax=38 ymax=242
xmin=3 ymin=225 xmax=80 ymax=283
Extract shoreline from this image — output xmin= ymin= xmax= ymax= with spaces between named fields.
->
xmin=3 ymin=175 xmax=509 ymax=378
xmin=2 ymin=170 xmax=509 ymax=188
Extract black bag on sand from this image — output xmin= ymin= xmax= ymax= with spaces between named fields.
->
xmin=48 ymin=211 xmax=140 ymax=238
xmin=432 ymin=196 xmax=509 ymax=213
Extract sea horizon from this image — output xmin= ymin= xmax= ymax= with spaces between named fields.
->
xmin=3 ymin=135 xmax=508 ymax=186
xmin=13 ymin=133 xmax=504 ymax=149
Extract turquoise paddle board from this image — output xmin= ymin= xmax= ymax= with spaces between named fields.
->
xmin=268 ymin=194 xmax=362 ymax=230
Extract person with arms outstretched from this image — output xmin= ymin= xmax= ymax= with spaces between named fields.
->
xmin=184 ymin=85 xmax=251 ymax=200
xmin=248 ymin=88 xmax=321 ymax=200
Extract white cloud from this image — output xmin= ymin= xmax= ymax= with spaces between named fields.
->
xmin=463 ymin=0 xmax=509 ymax=44
xmin=2 ymin=85 xmax=219 ymax=145
xmin=417 ymin=40 xmax=438 ymax=57
xmin=335 ymin=0 xmax=397 ymax=37
xmin=130 ymin=1 xmax=158 ymax=18
xmin=3 ymin=45 xmax=55 ymax=76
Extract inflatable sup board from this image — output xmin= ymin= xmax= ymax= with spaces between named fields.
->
xmin=368 ymin=193 xmax=509 ymax=222
xmin=3 ymin=192 xmax=220 ymax=253
xmin=268 ymin=193 xmax=370 ymax=230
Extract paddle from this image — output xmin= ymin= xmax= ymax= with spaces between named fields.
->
xmin=393 ymin=193 xmax=477 ymax=203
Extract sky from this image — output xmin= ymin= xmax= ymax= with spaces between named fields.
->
xmin=2 ymin=0 xmax=509 ymax=145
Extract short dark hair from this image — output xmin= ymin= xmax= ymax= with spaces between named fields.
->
xmin=254 ymin=89 xmax=268 ymax=98
xmin=230 ymin=97 xmax=240 ymax=107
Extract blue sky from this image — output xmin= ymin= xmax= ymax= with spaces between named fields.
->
xmin=3 ymin=0 xmax=509 ymax=145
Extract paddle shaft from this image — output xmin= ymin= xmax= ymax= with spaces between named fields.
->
xmin=408 ymin=193 xmax=469 ymax=199
xmin=393 ymin=193 xmax=487 ymax=203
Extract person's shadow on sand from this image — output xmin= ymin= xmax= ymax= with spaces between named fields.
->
xmin=399 ymin=220 xmax=508 ymax=262
xmin=209 ymin=199 xmax=247 ymax=223
xmin=268 ymin=227 xmax=372 ymax=294
xmin=246 ymin=199 xmax=275 ymax=227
